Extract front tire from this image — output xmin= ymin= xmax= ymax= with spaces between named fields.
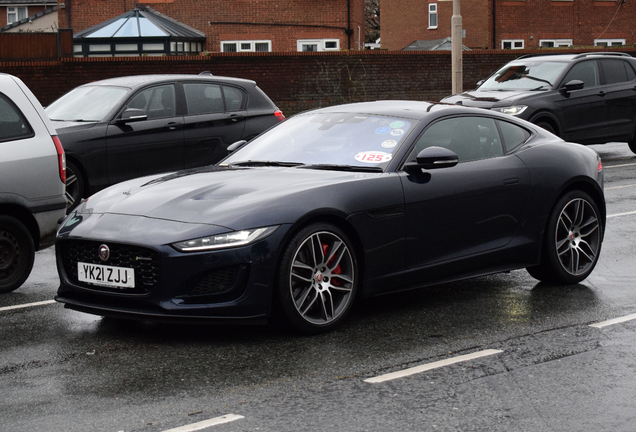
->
xmin=65 ymin=161 xmax=85 ymax=213
xmin=0 ymin=216 xmax=35 ymax=293
xmin=276 ymin=223 xmax=358 ymax=334
xmin=628 ymin=138 xmax=636 ymax=155
xmin=527 ymin=191 xmax=602 ymax=284
xmin=535 ymin=121 xmax=557 ymax=136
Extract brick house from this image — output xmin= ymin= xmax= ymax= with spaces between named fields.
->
xmin=382 ymin=0 xmax=636 ymax=51
xmin=1 ymin=0 xmax=56 ymax=28
xmin=56 ymin=0 xmax=366 ymax=53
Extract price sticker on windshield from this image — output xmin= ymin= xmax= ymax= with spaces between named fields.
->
xmin=355 ymin=151 xmax=393 ymax=164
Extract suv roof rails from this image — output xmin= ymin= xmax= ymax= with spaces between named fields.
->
xmin=515 ymin=52 xmax=632 ymax=61
xmin=572 ymin=52 xmax=631 ymax=59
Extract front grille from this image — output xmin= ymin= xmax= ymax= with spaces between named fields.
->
xmin=60 ymin=240 xmax=161 ymax=294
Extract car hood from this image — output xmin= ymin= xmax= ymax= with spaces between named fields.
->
xmin=442 ymin=89 xmax=533 ymax=108
xmin=51 ymin=120 xmax=100 ymax=132
xmin=77 ymin=166 xmax=388 ymax=229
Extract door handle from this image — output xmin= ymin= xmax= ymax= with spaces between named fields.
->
xmin=229 ymin=114 xmax=244 ymax=122
xmin=598 ymin=91 xmax=606 ymax=97
xmin=503 ymin=177 xmax=519 ymax=185
xmin=166 ymin=122 xmax=182 ymax=130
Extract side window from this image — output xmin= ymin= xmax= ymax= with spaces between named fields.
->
xmin=600 ymin=59 xmax=631 ymax=84
xmin=184 ymin=83 xmax=224 ymax=115
xmin=0 ymin=94 xmax=33 ymax=142
xmin=222 ymin=86 xmax=244 ymax=111
xmin=126 ymin=85 xmax=176 ymax=119
xmin=497 ymin=120 xmax=531 ymax=152
xmin=411 ymin=116 xmax=503 ymax=163
xmin=563 ymin=61 xmax=600 ymax=88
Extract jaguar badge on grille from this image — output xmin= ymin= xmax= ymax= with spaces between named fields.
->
xmin=98 ymin=244 xmax=110 ymax=262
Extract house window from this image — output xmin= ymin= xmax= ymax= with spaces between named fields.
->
xmin=502 ymin=40 xmax=524 ymax=49
xmin=428 ymin=3 xmax=438 ymax=29
xmin=7 ymin=6 xmax=27 ymax=24
xmin=539 ymin=39 xmax=573 ymax=48
xmin=221 ymin=40 xmax=272 ymax=53
xmin=296 ymin=39 xmax=340 ymax=52
xmin=594 ymin=39 xmax=626 ymax=47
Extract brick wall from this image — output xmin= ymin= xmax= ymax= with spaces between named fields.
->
xmin=2 ymin=48 xmax=634 ymax=116
xmin=57 ymin=0 xmax=366 ymax=52
xmin=383 ymin=0 xmax=636 ymax=51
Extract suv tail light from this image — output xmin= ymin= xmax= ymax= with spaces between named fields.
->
xmin=275 ymin=110 xmax=285 ymax=122
xmin=53 ymin=135 xmax=66 ymax=183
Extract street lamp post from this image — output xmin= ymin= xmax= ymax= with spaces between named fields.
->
xmin=440 ymin=0 xmax=463 ymax=94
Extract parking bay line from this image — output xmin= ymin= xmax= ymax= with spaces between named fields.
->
xmin=364 ymin=349 xmax=503 ymax=384
xmin=607 ymin=210 xmax=636 ymax=219
xmin=590 ymin=313 xmax=636 ymax=329
xmin=605 ymin=162 xmax=636 ymax=169
xmin=606 ymin=184 xmax=636 ymax=190
xmin=0 ymin=299 xmax=56 ymax=312
xmin=161 ymin=414 xmax=244 ymax=432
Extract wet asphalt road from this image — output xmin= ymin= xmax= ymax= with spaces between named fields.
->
xmin=1 ymin=143 xmax=635 ymax=432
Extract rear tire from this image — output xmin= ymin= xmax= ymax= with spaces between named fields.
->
xmin=0 ymin=216 xmax=35 ymax=293
xmin=628 ymin=138 xmax=636 ymax=155
xmin=527 ymin=191 xmax=602 ymax=284
xmin=275 ymin=223 xmax=358 ymax=334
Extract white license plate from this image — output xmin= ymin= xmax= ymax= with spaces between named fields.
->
xmin=77 ymin=262 xmax=135 ymax=288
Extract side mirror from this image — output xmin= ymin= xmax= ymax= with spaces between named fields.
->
xmin=404 ymin=146 xmax=459 ymax=172
xmin=227 ymin=140 xmax=247 ymax=153
xmin=560 ymin=79 xmax=584 ymax=94
xmin=117 ymin=108 xmax=147 ymax=123
xmin=476 ymin=80 xmax=485 ymax=87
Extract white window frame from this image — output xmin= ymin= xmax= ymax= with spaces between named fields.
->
xmin=539 ymin=39 xmax=573 ymax=48
xmin=7 ymin=6 xmax=28 ymax=24
xmin=594 ymin=38 xmax=626 ymax=47
xmin=428 ymin=3 xmax=438 ymax=29
xmin=220 ymin=40 xmax=272 ymax=53
xmin=501 ymin=39 xmax=524 ymax=49
xmin=296 ymin=39 xmax=340 ymax=52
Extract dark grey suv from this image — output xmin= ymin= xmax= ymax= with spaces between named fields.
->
xmin=442 ymin=52 xmax=636 ymax=154
xmin=45 ymin=73 xmax=285 ymax=211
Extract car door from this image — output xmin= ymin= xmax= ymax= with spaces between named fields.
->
xmin=105 ymin=83 xmax=184 ymax=185
xmin=182 ymin=82 xmax=247 ymax=168
xmin=399 ymin=115 xmax=531 ymax=270
xmin=556 ymin=60 xmax=609 ymax=143
xmin=599 ymin=58 xmax=636 ymax=141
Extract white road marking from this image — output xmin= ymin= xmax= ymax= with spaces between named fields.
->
xmin=607 ymin=210 xmax=636 ymax=218
xmin=364 ymin=349 xmax=503 ymax=384
xmin=590 ymin=313 xmax=636 ymax=329
xmin=605 ymin=162 xmax=636 ymax=169
xmin=161 ymin=414 xmax=244 ymax=432
xmin=0 ymin=299 xmax=56 ymax=312
xmin=606 ymin=184 xmax=636 ymax=190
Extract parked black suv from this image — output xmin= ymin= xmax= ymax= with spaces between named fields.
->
xmin=46 ymin=73 xmax=285 ymax=210
xmin=441 ymin=52 xmax=636 ymax=154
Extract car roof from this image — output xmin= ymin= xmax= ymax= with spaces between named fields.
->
xmin=511 ymin=52 xmax=633 ymax=63
xmin=81 ymin=74 xmax=257 ymax=89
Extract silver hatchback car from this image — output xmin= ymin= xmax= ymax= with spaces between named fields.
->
xmin=0 ymin=73 xmax=66 ymax=293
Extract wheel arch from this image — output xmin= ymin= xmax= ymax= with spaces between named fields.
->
xmin=529 ymin=112 xmax=561 ymax=136
xmin=0 ymin=204 xmax=40 ymax=249
xmin=558 ymin=179 xmax=606 ymax=232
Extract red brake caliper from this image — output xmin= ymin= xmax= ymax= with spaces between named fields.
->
xmin=322 ymin=243 xmax=342 ymax=286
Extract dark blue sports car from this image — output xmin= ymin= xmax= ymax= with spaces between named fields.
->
xmin=55 ymin=101 xmax=605 ymax=334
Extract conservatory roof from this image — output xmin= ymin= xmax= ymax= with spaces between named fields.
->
xmin=74 ymin=6 xmax=205 ymax=39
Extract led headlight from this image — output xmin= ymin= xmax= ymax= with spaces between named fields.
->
xmin=491 ymin=105 xmax=528 ymax=116
xmin=171 ymin=226 xmax=278 ymax=252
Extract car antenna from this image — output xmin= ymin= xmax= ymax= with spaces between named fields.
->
xmin=199 ymin=71 xmax=214 ymax=76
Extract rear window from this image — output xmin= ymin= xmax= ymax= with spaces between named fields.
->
xmin=0 ymin=93 xmax=34 ymax=142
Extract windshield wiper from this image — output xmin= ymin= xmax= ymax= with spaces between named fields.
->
xmin=299 ymin=164 xmax=383 ymax=173
xmin=530 ymin=85 xmax=549 ymax=91
xmin=228 ymin=160 xmax=305 ymax=167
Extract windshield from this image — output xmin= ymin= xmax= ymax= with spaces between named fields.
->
xmin=479 ymin=61 xmax=569 ymax=91
xmin=45 ymin=85 xmax=130 ymax=121
xmin=223 ymin=112 xmax=415 ymax=170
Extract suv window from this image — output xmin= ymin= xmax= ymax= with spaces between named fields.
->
xmin=562 ymin=60 xmax=600 ymax=88
xmin=600 ymin=59 xmax=635 ymax=84
xmin=412 ymin=116 xmax=504 ymax=163
xmin=0 ymin=93 xmax=33 ymax=142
